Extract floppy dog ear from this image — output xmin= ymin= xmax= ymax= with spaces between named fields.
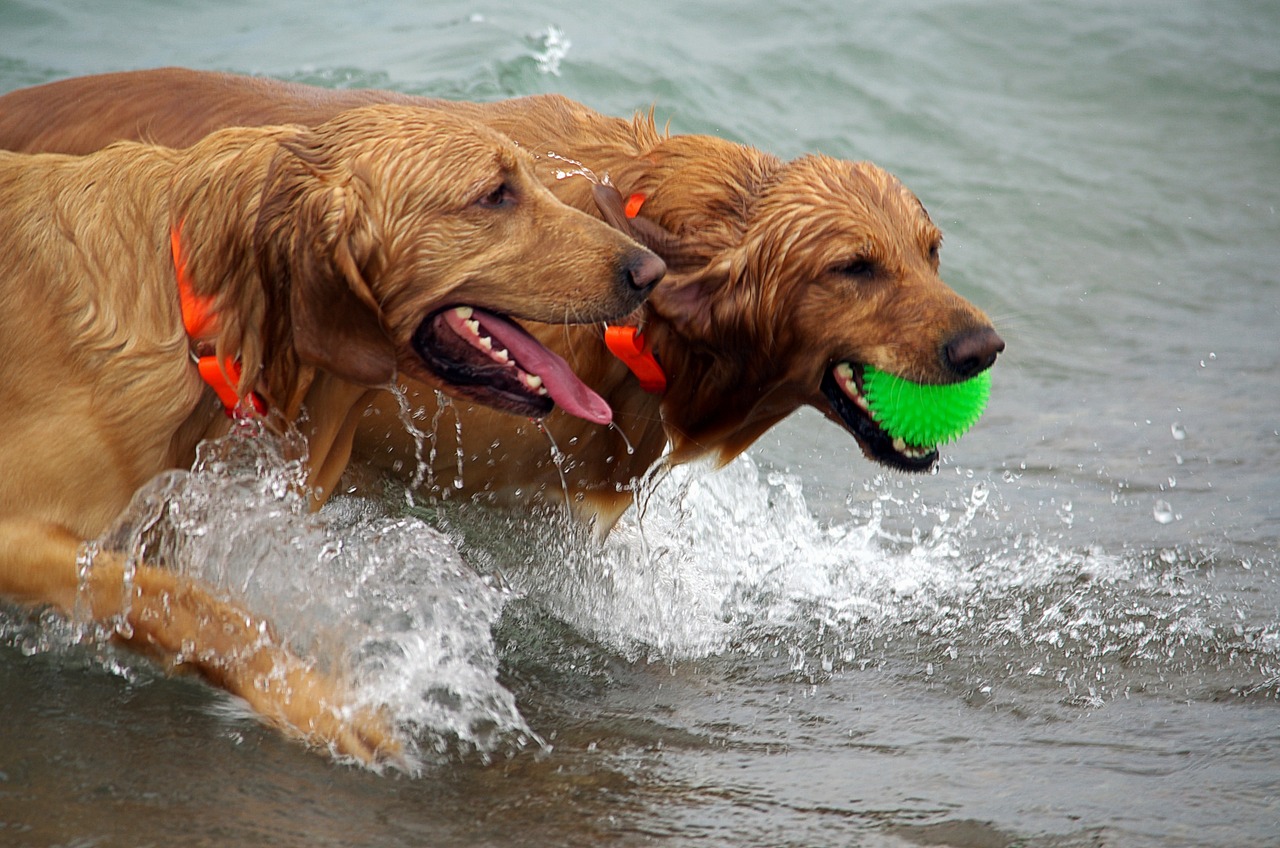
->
xmin=591 ymin=182 xmax=705 ymax=272
xmin=256 ymin=135 xmax=397 ymax=388
xmin=646 ymin=255 xmax=734 ymax=343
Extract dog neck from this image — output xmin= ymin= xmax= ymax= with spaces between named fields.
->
xmin=171 ymin=222 xmax=268 ymax=418
xmin=603 ymin=324 xmax=667 ymax=395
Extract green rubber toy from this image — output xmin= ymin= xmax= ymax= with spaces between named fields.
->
xmin=862 ymin=365 xmax=992 ymax=448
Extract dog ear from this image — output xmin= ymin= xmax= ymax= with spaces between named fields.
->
xmin=591 ymin=182 xmax=705 ymax=273
xmin=646 ymin=255 xmax=735 ymax=343
xmin=257 ymin=136 xmax=397 ymax=388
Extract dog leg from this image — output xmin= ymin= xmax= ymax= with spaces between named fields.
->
xmin=0 ymin=516 xmax=403 ymax=766
xmin=292 ymin=377 xmax=379 ymax=510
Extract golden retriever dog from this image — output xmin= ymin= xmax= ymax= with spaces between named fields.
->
xmin=0 ymin=103 xmax=663 ymax=763
xmin=0 ymin=68 xmax=1002 ymax=532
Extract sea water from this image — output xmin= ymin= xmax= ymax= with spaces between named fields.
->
xmin=1 ymin=1 xmax=1277 ymax=845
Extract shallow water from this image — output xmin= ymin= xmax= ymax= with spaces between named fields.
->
xmin=2 ymin=1 xmax=1278 ymax=846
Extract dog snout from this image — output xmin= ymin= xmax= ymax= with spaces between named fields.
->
xmin=944 ymin=326 xmax=1004 ymax=379
xmin=623 ymin=249 xmax=666 ymax=293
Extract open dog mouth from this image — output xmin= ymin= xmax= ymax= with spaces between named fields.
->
xmin=411 ymin=306 xmax=612 ymax=424
xmin=820 ymin=361 xmax=938 ymax=472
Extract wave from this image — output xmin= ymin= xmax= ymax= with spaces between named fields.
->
xmin=5 ymin=424 xmax=1276 ymax=771
xmin=460 ymin=452 xmax=1280 ymax=712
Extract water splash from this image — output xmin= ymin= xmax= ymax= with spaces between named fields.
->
xmin=534 ymin=420 xmax=572 ymax=502
xmin=56 ymin=424 xmax=533 ymax=768
xmin=530 ymin=25 xmax=570 ymax=76
xmin=547 ymin=150 xmax=608 ymax=186
xmin=10 ymin=429 xmax=1276 ymax=770
xmin=449 ymin=403 xmax=466 ymax=491
xmin=387 ymin=383 xmax=432 ymax=500
xmin=460 ymin=453 xmax=1280 ymax=709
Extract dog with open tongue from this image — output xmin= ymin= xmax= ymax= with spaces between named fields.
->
xmin=416 ymin=305 xmax=614 ymax=425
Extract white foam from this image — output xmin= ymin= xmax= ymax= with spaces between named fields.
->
xmin=89 ymin=424 xmax=532 ymax=768
xmin=10 ymin=426 xmax=1274 ymax=772
xmin=530 ymin=25 xmax=570 ymax=76
xmin=496 ymin=453 xmax=1275 ymax=701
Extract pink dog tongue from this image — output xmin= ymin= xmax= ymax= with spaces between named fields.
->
xmin=476 ymin=309 xmax=613 ymax=425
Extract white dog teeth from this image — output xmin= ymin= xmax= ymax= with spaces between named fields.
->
xmin=890 ymin=436 xmax=932 ymax=459
xmin=457 ymin=310 xmax=512 ymax=363
xmin=836 ymin=362 xmax=931 ymax=459
xmin=452 ymin=307 xmax=546 ymax=395
xmin=836 ymin=363 xmax=871 ymax=412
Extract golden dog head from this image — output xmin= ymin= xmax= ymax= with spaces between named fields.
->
xmin=247 ymin=105 xmax=665 ymax=421
xmin=616 ymin=136 xmax=1002 ymax=469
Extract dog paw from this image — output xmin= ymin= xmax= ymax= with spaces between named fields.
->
xmin=238 ymin=657 xmax=407 ymax=769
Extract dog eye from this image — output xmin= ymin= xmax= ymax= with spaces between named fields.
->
xmin=475 ymin=182 xmax=513 ymax=209
xmin=835 ymin=258 xmax=879 ymax=280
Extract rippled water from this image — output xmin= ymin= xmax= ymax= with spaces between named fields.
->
xmin=2 ymin=1 xmax=1278 ymax=846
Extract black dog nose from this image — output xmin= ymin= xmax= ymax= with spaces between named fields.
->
xmin=625 ymin=250 xmax=667 ymax=292
xmin=944 ymin=327 xmax=1005 ymax=378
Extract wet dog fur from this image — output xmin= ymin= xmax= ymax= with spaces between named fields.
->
xmin=0 ymin=101 xmax=663 ymax=763
xmin=0 ymin=68 xmax=1002 ymax=533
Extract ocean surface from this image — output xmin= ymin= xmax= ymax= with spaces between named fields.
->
xmin=1 ymin=1 xmax=1278 ymax=846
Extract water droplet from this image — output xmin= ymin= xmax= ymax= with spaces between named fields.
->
xmin=609 ymin=422 xmax=636 ymax=456
xmin=1171 ymin=422 xmax=1186 ymax=441
xmin=547 ymin=151 xmax=599 ymax=185
xmin=535 ymin=421 xmax=571 ymax=500
xmin=1153 ymin=499 xmax=1175 ymax=524
xmin=387 ymin=384 xmax=433 ymax=499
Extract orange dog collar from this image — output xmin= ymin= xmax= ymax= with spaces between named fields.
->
xmin=604 ymin=324 xmax=666 ymax=395
xmin=624 ymin=192 xmax=647 ymax=219
xmin=171 ymin=224 xmax=266 ymax=418
xmin=603 ymin=193 xmax=667 ymax=394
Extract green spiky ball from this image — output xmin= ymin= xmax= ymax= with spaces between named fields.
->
xmin=862 ymin=365 xmax=991 ymax=448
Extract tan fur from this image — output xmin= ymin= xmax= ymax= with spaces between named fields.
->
xmin=0 ymin=102 xmax=659 ymax=762
xmin=0 ymin=68 xmax=1003 ymax=534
